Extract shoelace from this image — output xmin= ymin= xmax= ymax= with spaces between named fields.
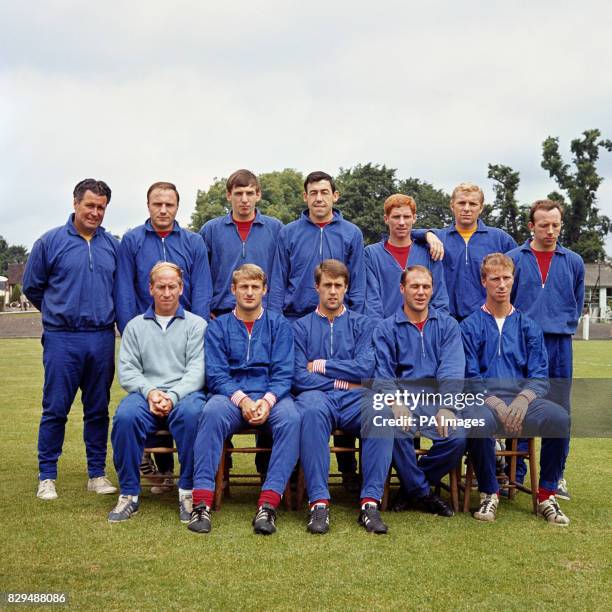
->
xmin=114 ymin=495 xmax=134 ymax=513
xmin=40 ymin=480 xmax=55 ymax=492
xmin=479 ymin=496 xmax=497 ymax=515
xmin=255 ymin=506 xmax=276 ymax=524
xmin=310 ymin=505 xmax=329 ymax=523
xmin=191 ymin=505 xmax=210 ymax=521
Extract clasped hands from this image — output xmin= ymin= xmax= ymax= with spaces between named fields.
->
xmin=147 ymin=389 xmax=174 ymax=417
xmin=239 ymin=397 xmax=271 ymax=426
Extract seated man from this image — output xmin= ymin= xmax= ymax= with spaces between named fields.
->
xmin=108 ymin=262 xmax=207 ymax=523
xmin=189 ymin=264 xmax=300 ymax=535
xmin=373 ymin=266 xmax=466 ymax=517
xmin=294 ymin=259 xmax=392 ymax=534
xmin=460 ymin=253 xmax=570 ymax=524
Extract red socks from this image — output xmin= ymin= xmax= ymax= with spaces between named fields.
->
xmin=193 ymin=489 xmax=214 ymax=508
xmin=310 ymin=498 xmax=329 ymax=509
xmin=538 ymin=487 xmax=556 ymax=503
xmin=258 ymin=490 xmax=281 ymax=508
xmin=360 ymin=497 xmax=379 ymax=508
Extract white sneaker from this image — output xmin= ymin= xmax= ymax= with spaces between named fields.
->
xmin=538 ymin=495 xmax=570 ymax=526
xmin=151 ymin=472 xmax=175 ymax=495
xmin=37 ymin=479 xmax=58 ymax=500
xmin=556 ymin=479 xmax=570 ymax=501
xmin=473 ymin=492 xmax=499 ymax=522
xmin=87 ymin=476 xmax=118 ymax=495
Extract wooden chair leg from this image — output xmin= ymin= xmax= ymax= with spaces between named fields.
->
xmin=508 ymin=438 xmax=517 ymax=500
xmin=381 ymin=470 xmax=391 ymax=511
xmin=463 ymin=457 xmax=474 ymax=513
xmin=450 ymin=465 xmax=459 ymax=513
xmin=528 ymin=438 xmax=538 ymax=514
xmin=296 ymin=465 xmax=305 ymax=509
xmin=214 ymin=441 xmax=227 ymax=511
xmin=283 ymin=481 xmax=293 ymax=511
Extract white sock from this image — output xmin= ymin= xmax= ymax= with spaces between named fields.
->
xmin=179 ymin=488 xmax=192 ymax=499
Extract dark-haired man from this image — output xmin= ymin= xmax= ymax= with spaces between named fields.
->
xmin=24 ymin=178 xmax=119 ymax=500
xmin=200 ymin=169 xmax=283 ymax=317
xmin=506 ymin=199 xmax=585 ymax=499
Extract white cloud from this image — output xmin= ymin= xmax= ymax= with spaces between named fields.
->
xmin=1 ymin=1 xmax=611 ymax=254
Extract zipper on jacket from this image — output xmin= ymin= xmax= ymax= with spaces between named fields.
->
xmin=329 ymin=319 xmax=334 ymax=356
xmin=532 ymin=250 xmax=546 ymax=288
xmin=246 ymin=331 xmax=252 ymax=361
xmin=319 ymin=227 xmax=324 ymax=257
xmin=87 ymin=241 xmax=93 ymax=271
xmin=161 ymin=237 xmax=167 ymax=262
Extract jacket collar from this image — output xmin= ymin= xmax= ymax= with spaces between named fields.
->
xmin=143 ymin=304 xmax=186 ymax=320
xmin=481 ymin=303 xmax=516 ymax=317
xmin=394 ymin=305 xmax=441 ymax=324
xmin=232 ymin=306 xmax=265 ymax=322
xmin=519 ymin=239 xmax=566 ymax=256
xmin=66 ymin=214 xmax=105 ymax=238
xmin=223 ymin=209 xmax=265 ymax=226
xmin=144 ymin=219 xmax=180 ymax=233
xmin=448 ymin=218 xmax=488 ymax=235
xmin=315 ymin=305 xmax=347 ymax=319
xmin=299 ymin=208 xmax=342 ymax=226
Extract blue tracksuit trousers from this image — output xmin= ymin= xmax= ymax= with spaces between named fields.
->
xmin=393 ymin=417 xmax=466 ymax=498
xmin=193 ymin=395 xmax=300 ymax=496
xmin=111 ymin=391 xmax=206 ymax=494
xmin=38 ymin=329 xmax=115 ymax=480
xmin=515 ymin=333 xmax=572 ymax=484
xmin=297 ymin=389 xmax=393 ymax=503
xmin=470 ymin=398 xmax=570 ymax=493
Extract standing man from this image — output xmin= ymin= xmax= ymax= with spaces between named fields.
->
xmin=365 ymin=194 xmax=448 ymax=319
xmin=269 ymin=170 xmax=366 ymax=319
xmin=294 ymin=260 xmax=392 ymax=534
xmin=115 ymin=181 xmax=212 ymax=333
xmin=461 ymin=253 xmax=570 ymax=524
xmin=434 ymin=182 xmax=517 ymax=321
xmin=108 ymin=262 xmax=207 ymax=523
xmin=115 ymin=181 xmax=212 ymax=488
xmin=23 ymin=178 xmax=119 ymax=500
xmin=373 ymin=266 xmax=466 ymax=517
xmin=188 ymin=264 xmax=300 ymax=535
xmin=200 ymin=169 xmax=283 ymax=317
xmin=507 ymin=200 xmax=585 ymax=499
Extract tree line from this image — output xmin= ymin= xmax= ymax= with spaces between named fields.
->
xmin=190 ymin=130 xmax=611 ymax=263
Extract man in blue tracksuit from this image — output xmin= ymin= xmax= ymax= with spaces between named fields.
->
xmin=189 ymin=264 xmax=300 ymax=535
xmin=365 ymin=194 xmax=448 ymax=319
xmin=115 ymin=181 xmax=212 ymax=487
xmin=294 ymin=259 xmax=393 ymax=534
xmin=507 ymin=199 xmax=585 ymax=499
xmin=108 ymin=262 xmax=207 ymax=523
xmin=115 ymin=181 xmax=212 ymax=333
xmin=460 ymin=253 xmax=570 ymax=524
xmin=432 ymin=182 xmax=517 ymax=321
xmin=373 ymin=266 xmax=466 ymax=517
xmin=199 ymin=169 xmax=283 ymax=317
xmin=269 ymin=170 xmax=366 ymax=319
xmin=269 ymin=170 xmax=367 ymax=485
xmin=23 ymin=178 xmax=119 ymax=501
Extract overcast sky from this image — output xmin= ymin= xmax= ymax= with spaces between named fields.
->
xmin=2 ymin=1 xmax=611 ymax=253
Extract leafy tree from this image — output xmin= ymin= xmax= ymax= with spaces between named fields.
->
xmin=335 ymin=163 xmax=398 ymax=245
xmin=0 ymin=236 xmax=28 ymax=274
xmin=11 ymin=283 xmax=22 ymax=303
xmin=397 ymin=178 xmax=452 ymax=231
xmin=487 ymin=163 xmax=530 ymax=243
xmin=541 ymin=129 xmax=612 ymax=262
xmin=190 ymin=169 xmax=304 ymax=231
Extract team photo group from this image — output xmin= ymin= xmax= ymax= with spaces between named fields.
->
xmin=23 ymin=168 xmax=584 ymax=536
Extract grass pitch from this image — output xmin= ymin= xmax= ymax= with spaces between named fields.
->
xmin=0 ymin=339 xmax=610 ymax=610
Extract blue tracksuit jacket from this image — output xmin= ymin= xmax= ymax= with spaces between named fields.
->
xmin=269 ymin=209 xmax=366 ymax=318
xmin=292 ymin=308 xmax=376 ymax=393
xmin=373 ymin=306 xmax=465 ymax=397
xmin=460 ymin=306 xmax=550 ymax=402
xmin=433 ymin=220 xmax=516 ymax=319
xmin=364 ymin=237 xmax=449 ymax=319
xmin=115 ymin=220 xmax=212 ymax=333
xmin=205 ymin=308 xmax=294 ymax=401
xmin=506 ymin=241 xmax=585 ymax=335
xmin=23 ymin=215 xmax=119 ymax=331
xmin=199 ymin=210 xmax=282 ymax=314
